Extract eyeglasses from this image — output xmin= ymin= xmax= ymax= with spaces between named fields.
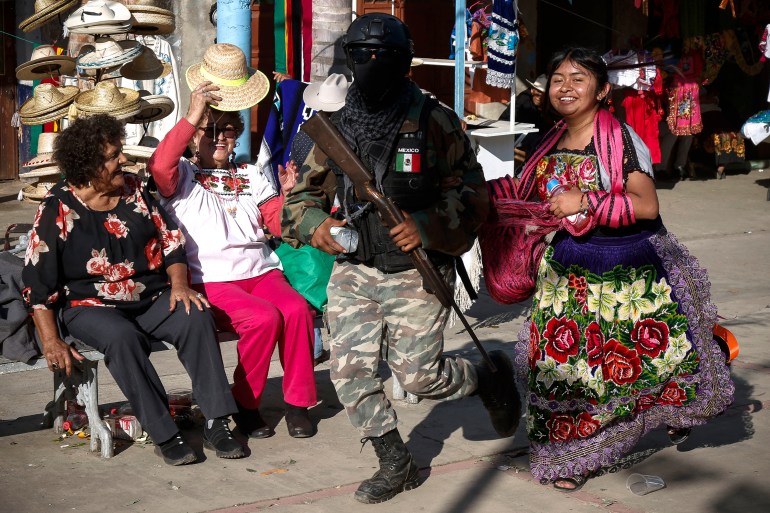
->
xmin=348 ymin=47 xmax=401 ymax=65
xmin=199 ymin=126 xmax=238 ymax=139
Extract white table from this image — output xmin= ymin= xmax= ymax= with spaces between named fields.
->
xmin=466 ymin=119 xmax=539 ymax=180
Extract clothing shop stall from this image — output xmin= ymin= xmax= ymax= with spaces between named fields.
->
xmin=14 ymin=0 xmax=181 ymax=202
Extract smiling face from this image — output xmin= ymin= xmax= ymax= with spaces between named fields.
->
xmin=92 ymin=140 xmax=127 ymax=192
xmin=193 ymin=111 xmax=241 ymax=169
xmin=548 ymin=58 xmax=610 ymax=122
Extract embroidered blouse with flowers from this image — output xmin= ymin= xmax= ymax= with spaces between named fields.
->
xmin=148 ymin=119 xmax=283 ymax=285
xmin=22 ymin=174 xmax=187 ymax=312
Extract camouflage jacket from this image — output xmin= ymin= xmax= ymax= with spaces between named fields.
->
xmin=281 ymin=86 xmax=489 ymax=257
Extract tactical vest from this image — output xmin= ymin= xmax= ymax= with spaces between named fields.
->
xmin=332 ymin=95 xmax=451 ymax=273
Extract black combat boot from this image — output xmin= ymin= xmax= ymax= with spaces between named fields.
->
xmin=475 ymin=350 xmax=522 ymax=437
xmin=354 ymin=429 xmax=422 ymax=504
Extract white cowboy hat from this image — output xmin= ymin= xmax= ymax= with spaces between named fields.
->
xmin=19 ymin=165 xmax=62 ymax=181
xmin=76 ymin=37 xmax=142 ymax=71
xmin=125 ymin=92 xmax=174 ymax=124
xmin=64 ymin=1 xmax=131 ymax=29
xmin=302 ymin=74 xmax=349 ymax=113
xmin=123 ymin=135 xmax=159 ymax=161
xmin=186 ymin=43 xmax=269 ymax=112
xmin=525 ymin=74 xmax=547 ymax=93
xmin=19 ymin=0 xmax=79 ymax=33
xmin=16 ymin=45 xmax=76 ymax=81
xmin=22 ymin=132 xmax=59 ymax=168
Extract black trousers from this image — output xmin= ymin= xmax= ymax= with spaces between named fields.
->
xmin=63 ymin=293 xmax=237 ymax=444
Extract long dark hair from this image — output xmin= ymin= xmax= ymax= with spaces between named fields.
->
xmin=544 ymin=47 xmax=610 ymax=119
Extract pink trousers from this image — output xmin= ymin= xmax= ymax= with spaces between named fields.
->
xmin=194 ymin=270 xmax=317 ymax=409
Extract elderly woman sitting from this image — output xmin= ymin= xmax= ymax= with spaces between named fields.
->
xmin=22 ymin=114 xmax=245 ymax=466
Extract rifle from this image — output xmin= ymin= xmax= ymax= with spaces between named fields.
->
xmin=301 ymin=111 xmax=496 ymax=372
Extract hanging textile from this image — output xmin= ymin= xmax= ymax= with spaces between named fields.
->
xmin=655 ymin=0 xmax=680 ymax=39
xmin=620 ymin=72 xmax=664 ymax=164
xmin=486 ymin=0 xmax=519 ymax=89
xmin=679 ymin=0 xmax=705 ymax=39
xmin=759 ymin=24 xmax=770 ymax=61
xmin=667 ymin=82 xmax=702 ymax=136
xmin=700 ymin=33 xmax=729 ymax=85
xmin=741 ymin=110 xmax=770 ymax=145
xmin=274 ymin=0 xmax=287 ymax=74
xmin=301 ymin=0 xmax=312 ymax=81
xmin=722 ymin=29 xmax=764 ymax=76
xmin=719 ymin=0 xmax=736 ymax=18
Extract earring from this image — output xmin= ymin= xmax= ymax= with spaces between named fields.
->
xmin=234 ymin=141 xmax=240 ymax=148
xmin=194 ymin=149 xmax=200 ymax=162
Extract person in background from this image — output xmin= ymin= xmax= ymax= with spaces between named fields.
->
xmin=499 ymin=47 xmax=733 ymax=492
xmin=282 ymin=14 xmax=520 ymax=504
xmin=22 ymin=114 xmax=245 ymax=466
xmin=502 ymin=74 xmax=554 ymax=172
xmin=148 ymin=43 xmax=317 ymax=441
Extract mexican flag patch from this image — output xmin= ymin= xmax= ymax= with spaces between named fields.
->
xmin=396 ymin=151 xmax=421 ymax=173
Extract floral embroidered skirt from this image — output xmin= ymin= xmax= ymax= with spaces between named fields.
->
xmin=513 ymin=221 xmax=734 ymax=482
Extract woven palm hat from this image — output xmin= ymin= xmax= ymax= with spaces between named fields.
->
xmin=19 ymin=0 xmax=79 ymax=33
xmin=125 ymin=91 xmax=174 ymax=124
xmin=16 ymin=46 xmax=76 ymax=81
xmin=74 ymin=81 xmax=142 ymax=120
xmin=19 ymin=83 xmax=79 ymax=119
xmin=21 ymin=181 xmax=58 ymax=202
xmin=303 ymin=74 xmax=349 ymax=112
xmin=22 ymin=132 xmax=59 ymax=168
xmin=65 ymin=1 xmax=131 ymax=31
xmin=75 ymin=44 xmax=121 ymax=77
xmin=19 ymin=165 xmax=62 ymax=181
xmin=77 ymin=37 xmax=142 ymax=70
xmin=186 ymin=43 xmax=269 ymax=112
xmin=127 ymin=0 xmax=175 ymax=35
xmin=120 ymin=47 xmax=164 ymax=80
xmin=19 ymin=105 xmax=71 ymax=126
xmin=68 ymin=21 xmax=132 ymax=35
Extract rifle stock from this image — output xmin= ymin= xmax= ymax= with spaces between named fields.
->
xmin=301 ymin=112 xmax=495 ymax=371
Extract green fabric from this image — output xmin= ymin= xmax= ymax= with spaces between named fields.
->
xmin=274 ymin=242 xmax=334 ymax=312
xmin=274 ymin=0 xmax=287 ymax=74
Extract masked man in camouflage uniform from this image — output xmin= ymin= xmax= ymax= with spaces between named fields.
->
xmin=282 ymin=13 xmax=521 ymax=504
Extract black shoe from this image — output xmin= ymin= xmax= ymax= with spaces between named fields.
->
xmin=203 ymin=417 xmax=246 ymax=459
xmin=154 ymin=432 xmax=197 ymax=466
xmin=475 ymin=350 xmax=521 ymax=437
xmin=314 ymin=348 xmax=331 ymax=366
xmin=677 ymin=166 xmax=688 ymax=180
xmin=285 ymin=405 xmax=314 ymax=438
xmin=233 ymin=405 xmax=275 ymax=439
xmin=354 ymin=429 xmax=422 ymax=504
xmin=667 ymin=426 xmax=691 ymax=445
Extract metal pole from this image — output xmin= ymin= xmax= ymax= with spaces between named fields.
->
xmin=453 ymin=0 xmax=465 ymax=118
xmin=217 ymin=0 xmax=252 ymax=162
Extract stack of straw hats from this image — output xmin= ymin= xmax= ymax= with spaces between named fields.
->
xmin=19 ymin=0 xmax=79 ymax=33
xmin=126 ymin=0 xmax=175 ymax=36
xmin=186 ymin=43 xmax=269 ymax=112
xmin=20 ymin=133 xmax=62 ymax=203
xmin=64 ymin=0 xmax=132 ymax=35
xmin=19 ymin=83 xmax=79 ymax=126
xmin=73 ymin=81 xmax=142 ymax=120
xmin=15 ymin=45 xmax=76 ymax=81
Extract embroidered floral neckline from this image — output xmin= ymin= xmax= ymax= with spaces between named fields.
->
xmin=193 ymin=165 xmax=252 ymax=218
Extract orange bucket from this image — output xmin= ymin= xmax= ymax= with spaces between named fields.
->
xmin=713 ymin=324 xmax=739 ymax=362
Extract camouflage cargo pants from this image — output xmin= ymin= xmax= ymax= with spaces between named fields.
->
xmin=326 ymin=261 xmax=479 ymax=438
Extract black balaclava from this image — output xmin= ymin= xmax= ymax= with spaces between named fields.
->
xmin=343 ymin=14 xmax=413 ymax=107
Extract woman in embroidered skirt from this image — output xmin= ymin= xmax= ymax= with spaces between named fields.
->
xmin=508 ymin=48 xmax=734 ymax=491
xmin=148 ymin=44 xmax=317 ymax=440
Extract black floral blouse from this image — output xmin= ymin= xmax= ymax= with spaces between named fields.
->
xmin=22 ymin=174 xmax=187 ymax=313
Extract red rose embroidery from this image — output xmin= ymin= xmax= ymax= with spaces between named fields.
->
xmin=86 ymin=249 xmax=110 ymax=276
xmin=145 ymin=237 xmax=162 ymax=270
xmin=584 ymin=321 xmax=604 ymax=367
xmin=575 ymin=412 xmax=600 ymax=438
xmin=656 ymin=382 xmax=687 ymax=406
xmin=631 ymin=318 xmax=670 ymax=358
xmin=634 ymin=394 xmax=656 ymax=413
xmin=601 ymin=339 xmax=642 ymax=386
xmin=104 ymin=214 xmax=129 ymax=238
xmin=528 ymin=321 xmax=542 ymax=369
xmin=96 ymin=280 xmax=145 ymax=301
xmin=104 ymin=261 xmax=134 ymax=282
xmin=546 ymin=413 xmax=575 ymax=443
xmin=542 ymin=316 xmax=580 ymax=363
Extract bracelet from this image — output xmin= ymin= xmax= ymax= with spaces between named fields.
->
xmin=579 ymin=192 xmax=589 ymax=216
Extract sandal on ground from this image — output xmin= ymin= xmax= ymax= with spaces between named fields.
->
xmin=667 ymin=426 xmax=691 ymax=445
xmin=553 ymin=474 xmax=590 ymax=493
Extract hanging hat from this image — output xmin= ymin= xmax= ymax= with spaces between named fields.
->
xmin=64 ymin=1 xmax=132 ymax=34
xmin=21 ymin=132 xmax=59 ymax=169
xmin=186 ymin=43 xmax=269 ymax=112
xmin=123 ymin=135 xmax=159 ymax=161
xmin=19 ymin=165 xmax=62 ymax=181
xmin=19 ymin=83 xmax=79 ymax=124
xmin=120 ymin=47 xmax=164 ymax=80
xmin=125 ymin=91 xmax=174 ymax=124
xmin=525 ymin=74 xmax=547 ymax=93
xmin=21 ymin=181 xmax=58 ymax=203
xmin=16 ymin=46 xmax=76 ymax=81
xmin=74 ymin=81 xmax=142 ymax=120
xmin=126 ymin=0 xmax=175 ymax=36
xmin=76 ymin=37 xmax=142 ymax=71
xmin=75 ymin=44 xmax=121 ymax=77
xmin=19 ymin=0 xmax=80 ymax=33
xmin=303 ymin=74 xmax=349 ymax=113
